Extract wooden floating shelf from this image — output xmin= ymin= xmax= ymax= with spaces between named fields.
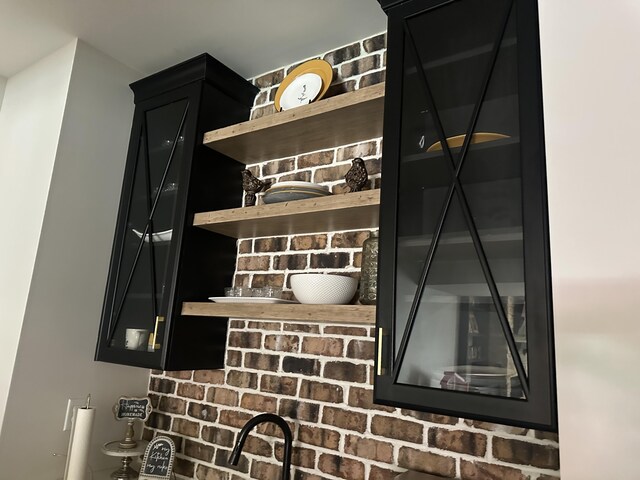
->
xmin=193 ymin=189 xmax=380 ymax=238
xmin=182 ymin=302 xmax=376 ymax=325
xmin=202 ymin=83 xmax=385 ymax=163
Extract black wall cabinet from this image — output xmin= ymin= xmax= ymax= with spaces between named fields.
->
xmin=95 ymin=54 xmax=257 ymax=370
xmin=374 ymin=0 xmax=557 ymax=430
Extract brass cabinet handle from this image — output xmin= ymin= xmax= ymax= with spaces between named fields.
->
xmin=151 ymin=315 xmax=165 ymax=350
xmin=376 ymin=327 xmax=386 ymax=376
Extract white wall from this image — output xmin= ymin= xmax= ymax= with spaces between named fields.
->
xmin=539 ymin=1 xmax=640 ymax=478
xmin=0 ymin=40 xmax=149 ymax=478
xmin=0 ymin=41 xmax=76 ymax=431
xmin=0 ymin=76 xmax=6 ymax=108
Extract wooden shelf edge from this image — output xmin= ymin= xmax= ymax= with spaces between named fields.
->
xmin=193 ymin=189 xmax=380 ymax=238
xmin=182 ymin=302 xmax=376 ymax=325
xmin=203 ymin=83 xmax=385 ymax=145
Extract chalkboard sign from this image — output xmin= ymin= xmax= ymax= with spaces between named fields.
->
xmin=139 ymin=436 xmax=175 ymax=480
xmin=113 ymin=396 xmax=152 ymax=421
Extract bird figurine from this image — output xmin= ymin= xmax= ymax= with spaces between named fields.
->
xmin=344 ymin=157 xmax=369 ymax=192
xmin=241 ymin=170 xmax=272 ymax=206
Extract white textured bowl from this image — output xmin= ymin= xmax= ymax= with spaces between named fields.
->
xmin=290 ymin=273 xmax=358 ymax=305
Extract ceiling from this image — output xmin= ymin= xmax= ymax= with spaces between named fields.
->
xmin=0 ymin=0 xmax=388 ymax=80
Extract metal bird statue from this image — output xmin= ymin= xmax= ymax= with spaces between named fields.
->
xmin=241 ymin=170 xmax=272 ymax=206
xmin=344 ymin=157 xmax=369 ymax=192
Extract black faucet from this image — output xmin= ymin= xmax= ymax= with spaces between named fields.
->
xmin=228 ymin=413 xmax=292 ymax=480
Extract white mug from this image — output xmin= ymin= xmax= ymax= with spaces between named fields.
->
xmin=125 ymin=328 xmax=149 ymax=350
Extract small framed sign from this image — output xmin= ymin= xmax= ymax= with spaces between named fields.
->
xmin=139 ymin=436 xmax=176 ymax=480
xmin=113 ymin=396 xmax=152 ymax=421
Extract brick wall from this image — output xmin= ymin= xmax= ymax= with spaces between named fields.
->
xmin=144 ymin=33 xmax=561 ymax=480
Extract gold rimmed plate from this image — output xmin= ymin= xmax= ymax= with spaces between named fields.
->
xmin=275 ymin=59 xmax=334 ymax=112
xmin=426 ymin=132 xmax=510 ymax=152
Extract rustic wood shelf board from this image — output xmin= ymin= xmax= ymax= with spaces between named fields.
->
xmin=193 ymin=189 xmax=380 ymax=238
xmin=203 ymin=83 xmax=385 ymax=164
xmin=182 ymin=302 xmax=376 ymax=324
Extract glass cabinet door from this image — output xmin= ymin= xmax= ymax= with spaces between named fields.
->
xmin=376 ymin=0 xmax=556 ymax=430
xmin=102 ymin=96 xmax=190 ymax=356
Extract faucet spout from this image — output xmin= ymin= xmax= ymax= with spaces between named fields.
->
xmin=228 ymin=413 xmax=292 ymax=480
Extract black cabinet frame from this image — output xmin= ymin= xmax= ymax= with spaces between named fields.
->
xmin=374 ymin=0 xmax=557 ymax=431
xmin=96 ymin=54 xmax=257 ymax=370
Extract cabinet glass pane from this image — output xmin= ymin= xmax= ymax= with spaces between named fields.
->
xmin=393 ymin=0 xmax=527 ymax=399
xmin=108 ymin=99 xmax=188 ymax=350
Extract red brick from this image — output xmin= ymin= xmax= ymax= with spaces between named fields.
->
xmin=254 ymin=236 xmax=288 ymax=252
xmin=193 ymin=369 xmax=225 ymax=384
xmin=344 ymin=434 xmax=394 ymax=463
xmin=173 ymin=457 xmax=195 ymax=477
xmin=364 ymin=33 xmax=386 ymax=53
xmin=261 ymin=374 xmax=298 ymax=396
xmin=250 ymin=460 xmax=283 ymax=480
xmin=177 ymin=382 xmax=205 ymax=400
xmin=264 ymin=158 xmax=295 ymax=176
xmin=158 ymin=396 xmax=186 ymax=415
xmin=322 ymin=406 xmax=367 ymax=433
xmin=279 ymin=399 xmax=319 ymax=423
xmin=460 ymin=460 xmax=528 ymax=480
xmin=207 ymin=387 xmax=239 ymax=406
xmin=464 ymin=419 xmax=528 ymax=435
xmin=172 ymin=418 xmax=200 ymax=438
xmin=291 ymin=234 xmax=327 ymax=250
xmin=428 ymin=427 xmax=487 ymax=456
xmin=371 ymin=415 xmax=423 ymax=443
xmin=226 ymin=349 xmax=242 ymax=367
xmin=301 ymin=337 xmax=344 ymax=357
xmin=219 ymin=410 xmax=254 ymax=429
xmin=187 ymin=402 xmax=217 ymax=422
xmin=282 ymin=356 xmax=320 ymax=375
xmin=226 ymin=370 xmax=258 ymax=389
xmin=247 ymin=320 xmax=282 ymax=331
xmin=369 ymin=466 xmax=402 ymax=480
xmin=251 ymin=273 xmax=285 ymax=287
xmin=196 ymin=464 xmax=229 ymax=480
xmin=331 ymin=230 xmax=371 ymax=248
xmin=346 ymin=339 xmax=375 ymax=360
xmin=402 ymin=409 xmax=457 ymax=425
xmin=493 ymin=437 xmax=560 ymax=470
xmin=165 ymin=371 xmax=192 ymax=380
xmin=299 ymin=379 xmax=343 ymax=403
xmin=298 ymin=150 xmax=334 ymax=169
xmin=240 ymin=393 xmax=277 ymax=413
xmin=398 ymin=446 xmax=456 ymax=478
xmin=149 ymin=377 xmax=176 ymax=394
xmin=264 ymin=334 xmax=300 ymax=352
xmin=318 ymin=453 xmax=365 ymax=480
xmin=201 ymin=425 xmax=235 ymax=447
xmin=228 ymin=331 xmax=262 ymax=349
xmin=242 ymin=435 xmax=273 ymax=457
xmin=324 ymin=361 xmax=367 ymax=383
xmin=284 ymin=323 xmax=321 ymax=333
xmin=323 ymin=325 xmax=369 ymax=336
xmin=298 ymin=424 xmax=341 ymax=450
xmin=275 ymin=444 xmax=316 ymax=468
xmin=348 ymin=387 xmax=396 ymax=413
xmin=237 ymin=255 xmax=271 ymax=271
xmin=254 ymin=69 xmax=285 ymax=88
xmin=244 ymin=352 xmax=280 ymax=371
xmin=238 ymin=239 xmax=252 ymax=254
xmin=309 ymin=252 xmax=351 ymax=269
xmin=340 ymin=56 xmax=381 ymax=79
xmin=184 ymin=439 xmax=214 ymax=462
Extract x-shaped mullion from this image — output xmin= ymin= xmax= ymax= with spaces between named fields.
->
xmin=393 ymin=0 xmax=529 ymax=397
xmin=107 ymin=104 xmax=189 ymax=343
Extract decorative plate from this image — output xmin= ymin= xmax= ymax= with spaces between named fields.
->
xmin=132 ymin=228 xmax=172 ymax=243
xmin=275 ymin=59 xmax=333 ymax=112
xmin=208 ymin=297 xmax=298 ymax=304
xmin=426 ymin=132 xmax=510 ymax=152
xmin=262 ymin=181 xmax=332 ymax=204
